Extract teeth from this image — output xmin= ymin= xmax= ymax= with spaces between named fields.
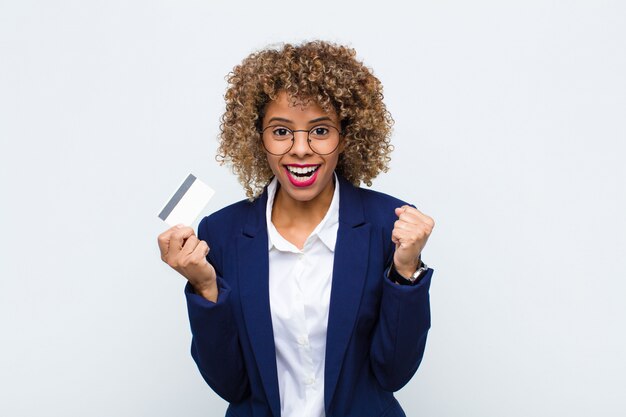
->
xmin=286 ymin=165 xmax=319 ymax=175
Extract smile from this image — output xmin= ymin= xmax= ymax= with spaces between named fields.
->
xmin=284 ymin=164 xmax=321 ymax=187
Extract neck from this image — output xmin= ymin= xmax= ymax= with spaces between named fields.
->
xmin=271 ymin=177 xmax=335 ymax=229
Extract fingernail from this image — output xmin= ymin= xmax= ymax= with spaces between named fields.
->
xmin=175 ymin=224 xmax=185 ymax=228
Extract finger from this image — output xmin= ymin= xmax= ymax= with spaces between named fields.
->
xmin=395 ymin=206 xmax=423 ymax=223
xmin=399 ymin=212 xmax=433 ymax=230
xmin=401 ymin=222 xmax=432 ymax=239
xmin=396 ymin=206 xmax=435 ymax=228
xmin=394 ymin=226 xmax=432 ymax=249
xmin=394 ymin=219 xmax=421 ymax=233
xmin=392 ymin=227 xmax=418 ymax=244
xmin=169 ymin=227 xmax=196 ymax=257
xmin=392 ymin=228 xmax=410 ymax=247
xmin=396 ymin=205 xmax=415 ymax=213
xmin=191 ymin=240 xmax=210 ymax=262
xmin=157 ymin=225 xmax=186 ymax=260
xmin=157 ymin=230 xmax=172 ymax=260
xmin=409 ymin=210 xmax=435 ymax=228
xmin=182 ymin=234 xmax=200 ymax=255
xmin=393 ymin=219 xmax=404 ymax=231
xmin=397 ymin=210 xmax=422 ymax=224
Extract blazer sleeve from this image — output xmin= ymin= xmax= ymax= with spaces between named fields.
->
xmin=184 ymin=216 xmax=251 ymax=403
xmin=369 ymin=253 xmax=433 ymax=392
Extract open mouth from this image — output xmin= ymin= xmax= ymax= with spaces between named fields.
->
xmin=284 ymin=164 xmax=321 ymax=186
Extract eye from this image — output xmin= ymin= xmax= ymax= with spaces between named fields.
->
xmin=311 ymin=126 xmax=330 ymax=136
xmin=272 ymin=127 xmax=291 ymax=136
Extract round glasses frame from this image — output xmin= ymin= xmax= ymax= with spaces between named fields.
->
xmin=260 ymin=125 xmax=343 ymax=156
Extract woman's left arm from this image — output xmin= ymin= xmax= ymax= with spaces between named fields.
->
xmin=370 ymin=205 xmax=435 ymax=392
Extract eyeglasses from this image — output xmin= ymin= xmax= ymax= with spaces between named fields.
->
xmin=260 ymin=124 xmax=342 ymax=156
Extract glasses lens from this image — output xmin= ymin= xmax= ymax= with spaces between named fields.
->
xmin=309 ymin=125 xmax=340 ymax=155
xmin=262 ymin=126 xmax=294 ymax=155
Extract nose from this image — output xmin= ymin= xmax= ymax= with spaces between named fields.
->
xmin=289 ymin=130 xmax=312 ymax=157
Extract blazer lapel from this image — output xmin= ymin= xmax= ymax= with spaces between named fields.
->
xmin=237 ymin=188 xmax=281 ymax=417
xmin=324 ymin=175 xmax=371 ymax=413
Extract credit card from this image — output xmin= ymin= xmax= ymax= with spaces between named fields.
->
xmin=158 ymin=174 xmax=215 ymax=226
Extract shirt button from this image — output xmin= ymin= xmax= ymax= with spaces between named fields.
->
xmin=305 ymin=376 xmax=315 ymax=385
xmin=297 ymin=336 xmax=308 ymax=346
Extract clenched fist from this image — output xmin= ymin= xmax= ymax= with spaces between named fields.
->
xmin=157 ymin=224 xmax=218 ymax=302
xmin=392 ymin=205 xmax=435 ymax=278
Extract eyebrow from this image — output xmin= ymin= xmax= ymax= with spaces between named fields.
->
xmin=267 ymin=116 xmax=335 ymax=125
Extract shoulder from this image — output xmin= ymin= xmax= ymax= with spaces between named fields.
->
xmin=202 ymin=198 xmax=254 ymax=227
xmin=348 ymin=185 xmax=409 ymax=264
xmin=337 ymin=174 xmax=411 ymax=230
xmin=358 ymin=186 xmax=408 ymax=212
xmin=197 ymin=197 xmax=259 ymax=244
xmin=352 ymin=185 xmax=409 ymax=225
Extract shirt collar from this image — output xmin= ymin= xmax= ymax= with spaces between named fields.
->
xmin=266 ymin=171 xmax=340 ymax=253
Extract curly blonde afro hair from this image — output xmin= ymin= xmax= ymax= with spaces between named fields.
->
xmin=217 ymin=40 xmax=394 ymax=200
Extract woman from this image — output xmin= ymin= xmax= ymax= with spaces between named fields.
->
xmin=157 ymin=40 xmax=435 ymax=417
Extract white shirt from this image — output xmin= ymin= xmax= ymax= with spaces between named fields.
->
xmin=266 ymin=173 xmax=340 ymax=417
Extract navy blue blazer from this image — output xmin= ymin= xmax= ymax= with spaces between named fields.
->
xmin=184 ymin=174 xmax=433 ymax=417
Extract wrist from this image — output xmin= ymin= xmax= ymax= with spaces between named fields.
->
xmin=394 ymin=255 xmax=421 ymax=278
xmin=193 ymin=280 xmax=218 ymax=302
xmin=389 ymin=257 xmax=428 ymax=285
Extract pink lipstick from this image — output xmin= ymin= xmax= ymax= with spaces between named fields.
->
xmin=284 ymin=164 xmax=321 ymax=187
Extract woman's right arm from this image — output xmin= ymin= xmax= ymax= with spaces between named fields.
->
xmin=158 ymin=222 xmax=251 ymax=403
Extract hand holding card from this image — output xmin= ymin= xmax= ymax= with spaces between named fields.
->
xmin=157 ymin=174 xmax=218 ymax=302
xmin=157 ymin=224 xmax=218 ymax=302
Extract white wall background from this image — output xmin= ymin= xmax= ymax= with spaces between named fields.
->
xmin=1 ymin=1 xmax=624 ymax=416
